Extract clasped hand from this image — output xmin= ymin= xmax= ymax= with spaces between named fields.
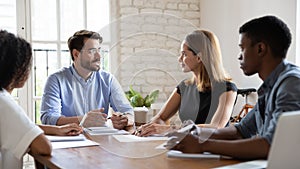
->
xmin=110 ymin=112 xmax=129 ymax=130
xmin=57 ymin=123 xmax=83 ymax=136
xmin=164 ymin=123 xmax=207 ymax=154
xmin=80 ymin=109 xmax=129 ymax=129
xmin=80 ymin=108 xmax=107 ymax=128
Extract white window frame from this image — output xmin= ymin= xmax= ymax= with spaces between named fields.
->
xmin=296 ymin=0 xmax=300 ymax=65
xmin=16 ymin=0 xmax=111 ymax=122
xmin=16 ymin=0 xmax=33 ymax=119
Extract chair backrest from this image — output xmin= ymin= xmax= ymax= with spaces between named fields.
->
xmin=230 ymin=88 xmax=257 ymax=123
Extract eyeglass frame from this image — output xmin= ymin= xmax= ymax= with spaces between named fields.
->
xmin=80 ymin=47 xmax=108 ymax=55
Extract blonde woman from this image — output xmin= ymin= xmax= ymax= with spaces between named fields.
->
xmin=136 ymin=30 xmax=237 ymax=136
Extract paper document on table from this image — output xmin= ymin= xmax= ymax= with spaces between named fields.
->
xmin=167 ymin=150 xmax=221 ymax=159
xmin=113 ymin=135 xmax=168 ymax=142
xmin=84 ymin=127 xmax=129 ymax=135
xmin=51 ymin=139 xmax=99 ymax=149
xmin=212 ymin=160 xmax=267 ymax=169
xmin=46 ymin=134 xmax=86 ymax=142
xmin=46 ymin=134 xmax=99 ymax=149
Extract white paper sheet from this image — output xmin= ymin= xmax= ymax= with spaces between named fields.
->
xmin=51 ymin=139 xmax=99 ymax=149
xmin=84 ymin=127 xmax=129 ymax=135
xmin=113 ymin=135 xmax=168 ymax=142
xmin=167 ymin=150 xmax=221 ymax=159
xmin=212 ymin=160 xmax=268 ymax=169
xmin=46 ymin=134 xmax=99 ymax=149
xmin=46 ymin=134 xmax=86 ymax=142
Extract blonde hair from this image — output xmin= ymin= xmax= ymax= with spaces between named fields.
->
xmin=184 ymin=30 xmax=231 ymax=91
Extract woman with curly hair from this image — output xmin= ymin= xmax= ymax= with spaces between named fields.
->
xmin=0 ymin=30 xmax=82 ymax=168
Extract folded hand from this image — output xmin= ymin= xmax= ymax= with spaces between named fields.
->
xmin=165 ymin=132 xmax=203 ymax=153
xmin=57 ymin=123 xmax=83 ymax=136
xmin=110 ymin=112 xmax=128 ymax=129
xmin=81 ymin=108 xmax=107 ymax=128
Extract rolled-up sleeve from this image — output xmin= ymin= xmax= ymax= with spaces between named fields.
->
xmin=234 ymin=105 xmax=258 ymax=138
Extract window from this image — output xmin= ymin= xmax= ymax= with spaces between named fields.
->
xmin=0 ymin=1 xmax=19 ymax=99
xmin=297 ymin=1 xmax=300 ymax=65
xmin=0 ymin=0 xmax=16 ymax=33
xmin=18 ymin=0 xmax=110 ymax=123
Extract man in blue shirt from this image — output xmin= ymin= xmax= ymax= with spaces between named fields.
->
xmin=40 ymin=30 xmax=133 ymax=129
xmin=166 ymin=15 xmax=300 ymax=160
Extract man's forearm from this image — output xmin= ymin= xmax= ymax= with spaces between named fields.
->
xmin=38 ymin=124 xmax=58 ymax=135
xmin=203 ymin=137 xmax=270 ymax=160
xmin=208 ymin=125 xmax=243 ymax=140
xmin=56 ymin=116 xmax=82 ymax=126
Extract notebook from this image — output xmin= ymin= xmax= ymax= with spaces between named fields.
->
xmin=214 ymin=110 xmax=300 ymax=169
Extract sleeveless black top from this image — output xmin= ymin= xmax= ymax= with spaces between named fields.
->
xmin=176 ymin=80 xmax=237 ymax=124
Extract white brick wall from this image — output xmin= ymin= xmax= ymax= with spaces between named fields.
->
xmin=110 ymin=0 xmax=200 ymax=103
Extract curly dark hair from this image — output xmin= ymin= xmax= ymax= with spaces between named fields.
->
xmin=239 ymin=15 xmax=291 ymax=58
xmin=0 ymin=30 xmax=32 ymax=92
xmin=67 ymin=30 xmax=103 ymax=61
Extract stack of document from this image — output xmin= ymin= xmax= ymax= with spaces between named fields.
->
xmin=113 ymin=135 xmax=168 ymax=142
xmin=212 ymin=160 xmax=267 ymax=169
xmin=46 ymin=134 xmax=86 ymax=142
xmin=46 ymin=134 xmax=99 ymax=149
xmin=84 ymin=126 xmax=129 ymax=135
xmin=167 ymin=150 xmax=221 ymax=159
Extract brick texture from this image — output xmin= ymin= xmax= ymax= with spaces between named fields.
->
xmin=110 ymin=0 xmax=200 ymax=103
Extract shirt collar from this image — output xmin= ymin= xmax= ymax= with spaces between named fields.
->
xmin=258 ymin=60 xmax=287 ymax=95
xmin=70 ymin=64 xmax=95 ymax=84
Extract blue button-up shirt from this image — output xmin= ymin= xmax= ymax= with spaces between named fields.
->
xmin=235 ymin=60 xmax=300 ymax=144
xmin=40 ymin=65 xmax=133 ymax=125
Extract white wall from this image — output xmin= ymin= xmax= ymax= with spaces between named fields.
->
xmin=110 ymin=0 xmax=201 ymax=103
xmin=200 ymin=0 xmax=297 ymax=88
xmin=297 ymin=1 xmax=300 ymax=64
xmin=200 ymin=0 xmax=297 ymax=115
xmin=110 ymin=0 xmax=297 ymax=116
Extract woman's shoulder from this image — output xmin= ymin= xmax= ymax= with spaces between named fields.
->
xmin=225 ymin=81 xmax=238 ymax=91
xmin=214 ymin=80 xmax=237 ymax=92
xmin=177 ymin=78 xmax=196 ymax=88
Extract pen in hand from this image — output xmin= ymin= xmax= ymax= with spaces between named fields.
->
xmin=107 ymin=112 xmax=125 ymax=119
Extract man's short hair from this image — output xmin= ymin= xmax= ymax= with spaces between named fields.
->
xmin=67 ymin=30 xmax=103 ymax=61
xmin=239 ymin=15 xmax=291 ymax=58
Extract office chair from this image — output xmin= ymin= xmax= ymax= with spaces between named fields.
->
xmin=231 ymin=88 xmax=256 ymax=123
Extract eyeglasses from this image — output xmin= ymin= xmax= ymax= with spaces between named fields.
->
xmin=81 ymin=47 xmax=105 ymax=55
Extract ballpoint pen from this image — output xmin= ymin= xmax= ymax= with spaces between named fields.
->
xmin=107 ymin=112 xmax=126 ymax=119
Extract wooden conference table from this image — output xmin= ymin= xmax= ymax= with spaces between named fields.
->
xmin=31 ymin=131 xmax=241 ymax=169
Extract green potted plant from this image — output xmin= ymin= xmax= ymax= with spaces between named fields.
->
xmin=125 ymin=86 xmax=159 ymax=108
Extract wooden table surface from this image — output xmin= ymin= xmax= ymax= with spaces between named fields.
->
xmin=32 ymin=133 xmax=241 ymax=169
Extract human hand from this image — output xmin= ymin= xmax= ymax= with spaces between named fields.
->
xmin=56 ymin=123 xmax=83 ymax=136
xmin=80 ymin=108 xmax=107 ymax=128
xmin=165 ymin=132 xmax=203 ymax=153
xmin=134 ymin=123 xmax=171 ymax=137
xmin=110 ymin=112 xmax=128 ymax=129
